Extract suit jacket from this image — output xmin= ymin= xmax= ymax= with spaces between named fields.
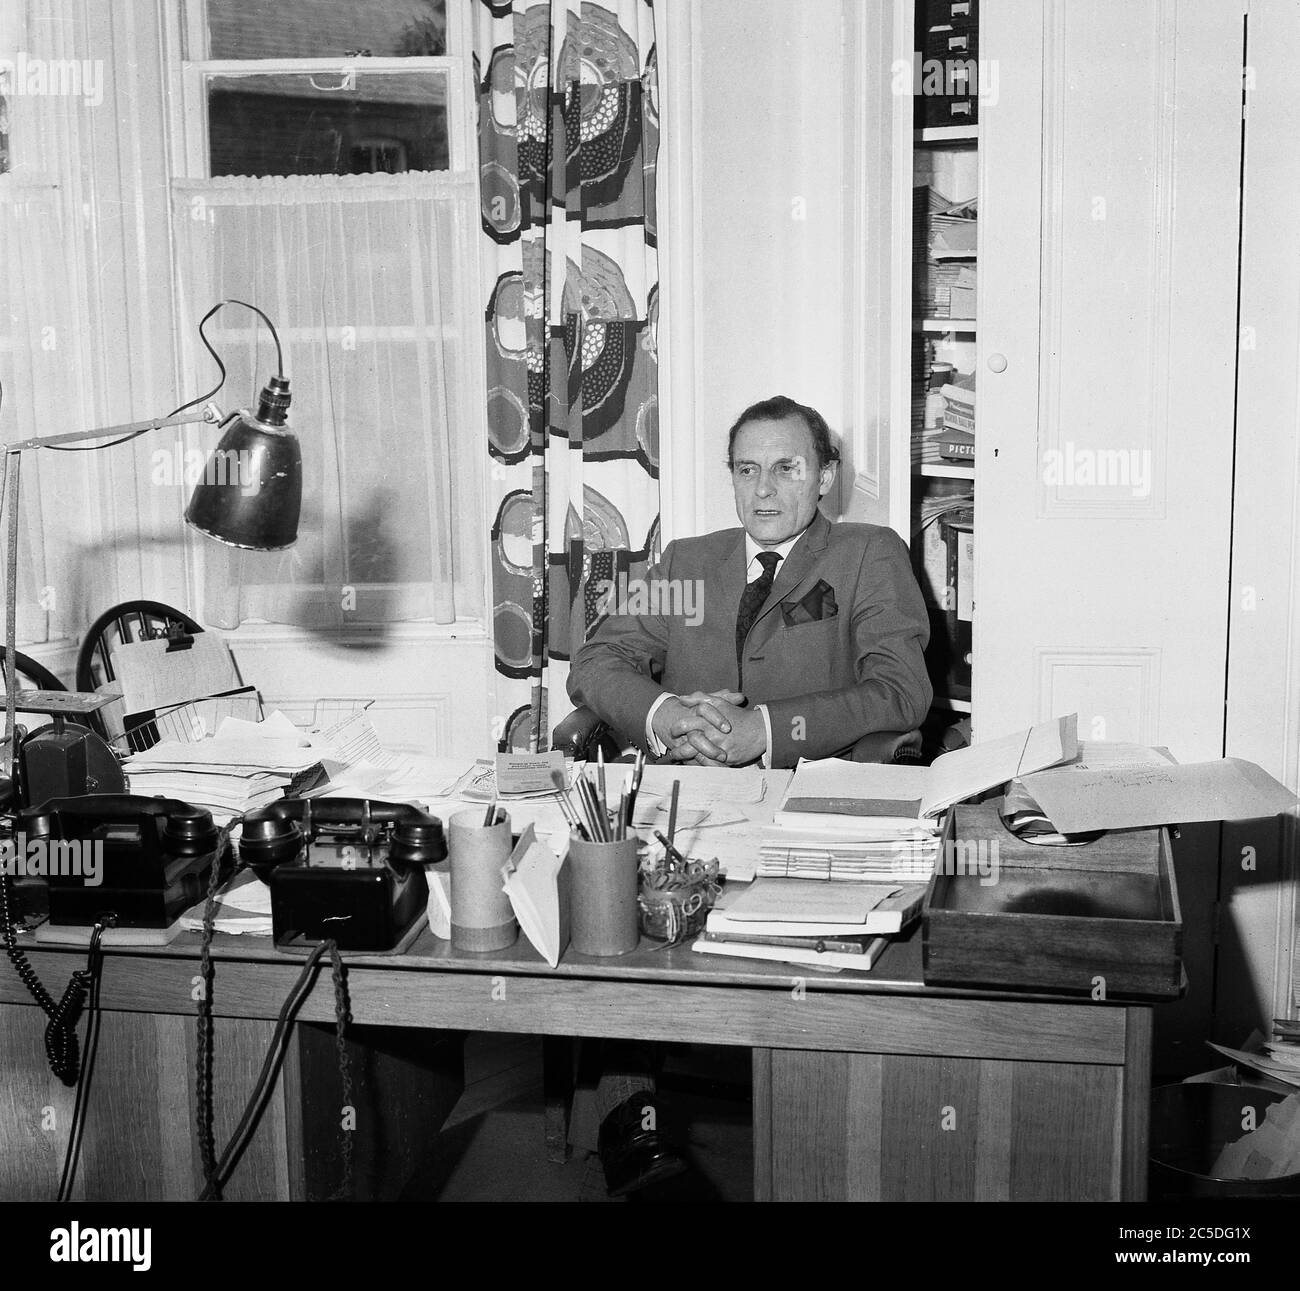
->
xmin=567 ymin=510 xmax=932 ymax=768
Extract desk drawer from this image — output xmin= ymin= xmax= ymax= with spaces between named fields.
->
xmin=922 ymin=803 xmax=1183 ymax=999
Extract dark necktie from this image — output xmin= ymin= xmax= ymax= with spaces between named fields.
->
xmin=735 ymin=551 xmax=781 ymax=682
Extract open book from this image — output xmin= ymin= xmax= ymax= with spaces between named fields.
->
xmin=776 ymin=715 xmax=1079 ymax=830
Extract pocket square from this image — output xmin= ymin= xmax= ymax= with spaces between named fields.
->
xmin=780 ymin=580 xmax=838 ymax=627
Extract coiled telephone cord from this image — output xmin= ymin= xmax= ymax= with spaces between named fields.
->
xmin=0 ymin=867 xmax=95 ymax=1085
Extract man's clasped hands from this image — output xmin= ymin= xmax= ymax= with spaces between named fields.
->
xmin=651 ymin=691 xmax=767 ymax=767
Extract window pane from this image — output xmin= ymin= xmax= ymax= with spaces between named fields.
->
xmin=206 ymin=72 xmax=449 ymax=176
xmin=173 ymin=177 xmax=482 ymax=626
xmin=205 ymin=0 xmax=446 ymax=59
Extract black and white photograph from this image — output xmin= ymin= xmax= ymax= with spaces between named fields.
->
xmin=0 ymin=0 xmax=1297 ymax=1258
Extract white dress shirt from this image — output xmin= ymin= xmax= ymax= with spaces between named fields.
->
xmin=645 ymin=528 xmax=806 ymax=764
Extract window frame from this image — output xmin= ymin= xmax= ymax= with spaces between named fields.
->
xmin=160 ymin=0 xmax=489 ymax=634
xmin=175 ymin=0 xmax=475 ymax=176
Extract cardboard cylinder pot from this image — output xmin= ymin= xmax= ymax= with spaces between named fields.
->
xmin=448 ymin=808 xmax=517 ymax=952
xmin=567 ymin=833 xmax=639 ymax=956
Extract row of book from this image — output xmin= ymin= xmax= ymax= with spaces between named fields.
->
xmin=913 ymin=188 xmax=977 ymax=319
xmin=938 ymin=378 xmax=975 ymax=462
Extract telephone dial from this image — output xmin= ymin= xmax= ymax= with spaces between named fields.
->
xmin=238 ymin=797 xmax=447 ymax=951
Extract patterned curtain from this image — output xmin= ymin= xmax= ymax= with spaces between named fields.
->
xmin=476 ymin=0 xmax=660 ymax=753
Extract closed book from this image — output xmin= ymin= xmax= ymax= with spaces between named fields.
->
xmin=707 ymin=882 xmax=927 ymax=938
xmin=702 ymin=929 xmax=878 ymax=954
xmin=940 ymin=430 xmax=976 ymax=460
xmin=692 ymin=934 xmax=891 ymax=972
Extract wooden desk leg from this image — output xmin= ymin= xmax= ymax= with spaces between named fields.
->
xmin=542 ymin=1036 xmax=574 ymax=1164
xmin=1120 ymin=1006 xmax=1153 ymax=1201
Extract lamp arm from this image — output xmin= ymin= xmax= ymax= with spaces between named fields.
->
xmin=3 ymin=402 xmax=224 ymax=453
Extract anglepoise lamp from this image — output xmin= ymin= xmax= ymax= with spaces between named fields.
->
xmin=0 ymin=299 xmax=303 ymax=788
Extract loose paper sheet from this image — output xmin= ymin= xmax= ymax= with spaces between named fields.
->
xmin=1020 ymin=757 xmax=1299 ymax=833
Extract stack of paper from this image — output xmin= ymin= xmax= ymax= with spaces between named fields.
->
xmin=123 ymin=734 xmax=325 ymax=823
xmin=760 ymin=716 xmax=1079 ymax=881
xmin=693 ymin=879 xmax=922 ymax=972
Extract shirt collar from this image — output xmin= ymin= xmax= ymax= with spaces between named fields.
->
xmin=744 ymin=528 xmax=805 ymax=581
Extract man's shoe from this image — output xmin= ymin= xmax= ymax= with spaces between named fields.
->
xmin=597 ymin=1093 xmax=688 ymax=1196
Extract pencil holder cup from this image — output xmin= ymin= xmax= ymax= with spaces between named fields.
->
xmin=567 ymin=833 xmax=639 ymax=956
xmin=448 ymin=809 xmax=517 ymax=952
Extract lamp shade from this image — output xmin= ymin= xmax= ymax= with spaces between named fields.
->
xmin=184 ymin=377 xmax=302 ymax=550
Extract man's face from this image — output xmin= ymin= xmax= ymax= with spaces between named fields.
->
xmin=730 ymin=415 xmax=836 ymax=548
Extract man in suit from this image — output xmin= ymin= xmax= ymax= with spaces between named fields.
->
xmin=565 ymin=396 xmax=931 ymax=1195
xmin=568 ymin=394 xmax=932 ymax=769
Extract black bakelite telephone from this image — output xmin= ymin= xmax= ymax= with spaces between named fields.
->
xmin=237 ymin=797 xmax=447 ymax=951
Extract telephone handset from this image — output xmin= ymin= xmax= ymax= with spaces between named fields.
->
xmin=22 ymin=794 xmax=219 ymax=861
xmin=238 ymin=797 xmax=447 ymax=877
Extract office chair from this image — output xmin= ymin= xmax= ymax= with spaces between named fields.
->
xmin=75 ymin=600 xmax=204 ymax=740
xmin=75 ymin=600 xmax=204 ymax=695
xmin=552 ymin=705 xmax=924 ymax=765
xmin=0 ymin=647 xmax=67 ymax=696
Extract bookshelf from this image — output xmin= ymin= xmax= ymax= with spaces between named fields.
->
xmin=908 ymin=0 xmax=979 ymax=742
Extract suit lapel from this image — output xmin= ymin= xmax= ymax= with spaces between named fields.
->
xmin=759 ymin=510 xmax=830 ymax=622
xmin=721 ymin=529 xmax=748 ymax=606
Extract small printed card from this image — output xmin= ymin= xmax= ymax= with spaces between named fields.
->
xmin=495 ymin=750 xmax=568 ymax=796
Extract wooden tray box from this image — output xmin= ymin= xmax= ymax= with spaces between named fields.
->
xmin=922 ymin=801 xmax=1183 ymax=999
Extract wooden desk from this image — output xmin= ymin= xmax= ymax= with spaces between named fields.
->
xmin=0 ymin=925 xmax=1151 ymax=1201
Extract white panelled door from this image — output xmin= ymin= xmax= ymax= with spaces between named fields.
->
xmin=976 ymin=0 xmax=1243 ymax=759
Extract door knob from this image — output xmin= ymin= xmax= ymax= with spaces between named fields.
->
xmin=987 ymin=353 xmax=1008 ymax=373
